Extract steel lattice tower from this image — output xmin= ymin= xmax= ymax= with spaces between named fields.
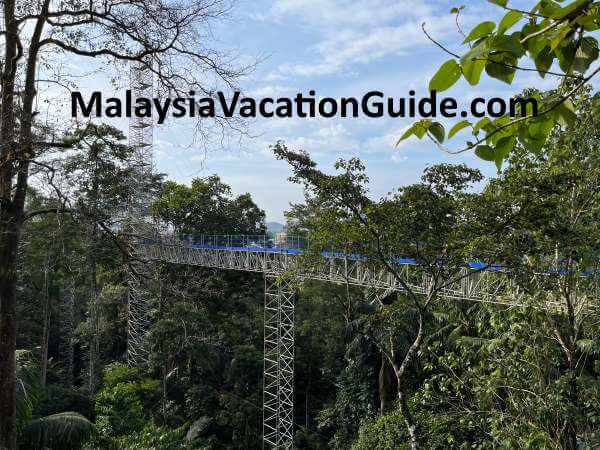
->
xmin=125 ymin=61 xmax=298 ymax=444
xmin=263 ymin=275 xmax=295 ymax=449
xmin=126 ymin=59 xmax=154 ymax=367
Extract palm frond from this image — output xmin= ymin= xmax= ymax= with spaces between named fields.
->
xmin=16 ymin=351 xmax=43 ymax=426
xmin=20 ymin=412 xmax=96 ymax=450
xmin=576 ymin=339 xmax=600 ymax=355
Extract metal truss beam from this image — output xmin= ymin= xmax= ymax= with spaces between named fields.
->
xmin=137 ymin=240 xmax=598 ymax=311
xmin=263 ymin=275 xmax=295 ymax=450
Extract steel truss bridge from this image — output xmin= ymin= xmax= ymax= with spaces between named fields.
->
xmin=135 ymin=233 xmax=598 ymax=449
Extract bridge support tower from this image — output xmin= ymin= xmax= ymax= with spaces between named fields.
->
xmin=126 ymin=59 xmax=154 ymax=367
xmin=263 ymin=275 xmax=295 ymax=449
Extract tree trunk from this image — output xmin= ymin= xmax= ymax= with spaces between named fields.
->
xmin=40 ymin=267 xmax=51 ymax=387
xmin=397 ymin=388 xmax=418 ymax=450
xmin=88 ymin=148 xmax=101 ymax=392
xmin=88 ymin=258 xmax=99 ymax=393
xmin=62 ymin=279 xmax=75 ymax=387
xmin=0 ymin=0 xmax=20 ymax=444
xmin=391 ymin=312 xmax=425 ymax=450
xmin=0 ymin=218 xmax=19 ymax=450
xmin=305 ymin=360 xmax=311 ymax=428
xmin=0 ymin=1 xmax=48 ymax=445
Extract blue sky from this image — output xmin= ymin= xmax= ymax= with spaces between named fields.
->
xmin=51 ymin=0 xmax=563 ymax=223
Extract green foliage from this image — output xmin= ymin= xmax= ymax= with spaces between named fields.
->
xmin=353 ymin=408 xmax=487 ymax=450
xmin=351 ymin=408 xmax=408 ymax=450
xmin=429 ymin=59 xmax=462 ymax=92
xmin=12 ymin=99 xmax=600 ymax=450
xmin=16 ymin=351 xmax=44 ymax=429
xmin=316 ymin=334 xmax=376 ymax=449
xmin=114 ymin=423 xmax=197 ymax=450
xmin=95 ymin=364 xmax=161 ymax=437
xmin=151 ymin=175 xmax=266 ymax=234
xmin=15 ymin=351 xmax=97 ymax=450
xmin=400 ymin=0 xmax=600 ymax=166
xmin=20 ymin=412 xmax=96 ymax=450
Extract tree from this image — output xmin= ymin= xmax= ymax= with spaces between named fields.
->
xmin=0 ymin=1 xmax=248 ymax=446
xmin=399 ymin=0 xmax=600 ymax=167
xmin=274 ymin=143 xmax=513 ymax=449
xmin=151 ymin=175 xmax=266 ymax=235
xmin=477 ymin=88 xmax=600 ymax=448
xmin=61 ymin=123 xmax=138 ymax=392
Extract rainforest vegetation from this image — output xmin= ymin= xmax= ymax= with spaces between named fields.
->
xmin=7 ymin=89 xmax=600 ymax=449
xmin=3 ymin=1 xmax=600 ymax=449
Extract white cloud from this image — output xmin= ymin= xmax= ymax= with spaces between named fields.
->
xmin=246 ymin=84 xmax=297 ymax=97
xmin=391 ymin=154 xmax=408 ymax=163
xmin=271 ymin=5 xmax=459 ymax=77
xmin=268 ymin=0 xmax=432 ymax=27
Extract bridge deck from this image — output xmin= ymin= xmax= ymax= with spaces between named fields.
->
xmin=137 ymin=236 xmax=597 ymax=309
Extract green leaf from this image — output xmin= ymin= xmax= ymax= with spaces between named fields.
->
xmin=20 ymin=412 xmax=97 ymax=450
xmin=461 ymin=41 xmax=489 ymax=64
xmin=556 ymin=99 xmax=577 ymax=128
xmin=527 ymin=37 xmax=550 ymax=58
xmin=528 ymin=117 xmax=554 ymax=139
xmin=396 ymin=125 xmax=416 ymax=145
xmin=475 ymin=144 xmax=495 ymax=161
xmin=485 ymin=55 xmax=517 ymax=83
xmin=448 ymin=120 xmax=471 ymax=139
xmin=573 ymin=36 xmax=599 ymax=74
xmin=550 ymin=25 xmax=572 ymax=51
xmin=534 ymin=47 xmax=554 ymax=78
xmin=397 ymin=121 xmax=432 ymax=145
xmin=463 ymin=21 xmax=496 ymax=43
xmin=473 ymin=117 xmax=491 ymax=134
xmin=577 ymin=9 xmax=600 ymax=31
xmin=538 ymin=0 xmax=561 ymax=17
xmin=556 ymin=0 xmax=589 ymax=20
xmin=556 ymin=42 xmax=576 ymax=73
xmin=498 ymin=10 xmax=522 ymax=34
xmin=428 ymin=122 xmax=445 ymax=143
xmin=520 ymin=135 xmax=547 ymax=154
xmin=489 ymin=34 xmax=525 ymax=57
xmin=462 ymin=58 xmax=486 ymax=85
xmin=414 ymin=120 xmax=432 ymax=138
xmin=576 ymin=339 xmax=600 ymax=355
xmin=487 ymin=0 xmax=508 ymax=6
xmin=429 ymin=59 xmax=462 ymax=92
xmin=493 ymin=136 xmax=515 ymax=170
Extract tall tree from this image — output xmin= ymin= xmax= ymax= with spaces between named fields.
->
xmin=61 ymin=123 xmax=138 ymax=392
xmin=274 ymin=144 xmax=514 ymax=449
xmin=0 ymin=1 xmax=248 ymax=446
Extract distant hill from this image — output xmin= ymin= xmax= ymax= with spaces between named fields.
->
xmin=266 ymin=221 xmax=285 ymax=234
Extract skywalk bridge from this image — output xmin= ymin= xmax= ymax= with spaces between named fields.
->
xmin=135 ymin=233 xmax=598 ymax=449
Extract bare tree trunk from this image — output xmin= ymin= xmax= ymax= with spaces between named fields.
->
xmin=40 ymin=267 xmax=51 ymax=387
xmin=378 ymin=354 xmax=397 ymax=415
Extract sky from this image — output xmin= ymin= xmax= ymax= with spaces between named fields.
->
xmin=47 ymin=0 xmax=564 ymax=223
